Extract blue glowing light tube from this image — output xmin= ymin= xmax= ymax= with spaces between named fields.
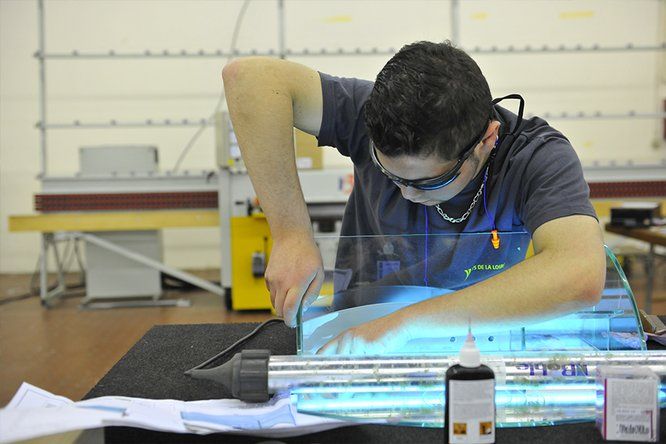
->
xmin=264 ymin=351 xmax=666 ymax=427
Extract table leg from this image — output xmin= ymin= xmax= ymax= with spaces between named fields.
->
xmin=646 ymin=244 xmax=655 ymax=314
xmin=39 ymin=233 xmax=48 ymax=304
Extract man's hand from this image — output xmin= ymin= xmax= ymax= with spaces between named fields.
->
xmin=266 ymin=234 xmax=324 ymax=327
xmin=317 ymin=313 xmax=412 ymax=355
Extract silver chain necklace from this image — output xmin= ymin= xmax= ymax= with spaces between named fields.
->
xmin=434 ymin=165 xmax=489 ymax=224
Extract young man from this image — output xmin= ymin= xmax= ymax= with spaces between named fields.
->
xmin=223 ymin=41 xmax=606 ymax=355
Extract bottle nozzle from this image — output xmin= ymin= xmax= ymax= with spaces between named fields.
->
xmin=459 ymin=318 xmax=481 ymax=368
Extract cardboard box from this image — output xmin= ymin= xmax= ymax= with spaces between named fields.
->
xmin=596 ymin=366 xmax=659 ymax=442
xmin=294 ymin=129 xmax=323 ymax=169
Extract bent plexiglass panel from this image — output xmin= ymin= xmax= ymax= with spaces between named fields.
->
xmin=295 ymin=233 xmax=647 ymax=427
xmin=299 ymin=234 xmax=643 ymax=355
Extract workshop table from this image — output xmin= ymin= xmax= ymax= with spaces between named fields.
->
xmin=85 ymin=321 xmax=666 ymax=443
xmin=8 ymin=210 xmax=224 ymax=307
xmin=605 ymin=223 xmax=666 ymax=313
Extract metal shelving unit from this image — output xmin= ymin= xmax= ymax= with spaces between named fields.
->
xmin=39 ymin=119 xmax=214 ymax=130
xmin=38 ymin=110 xmax=666 ymax=131
xmin=37 ymin=42 xmax=666 ymax=60
xmin=35 ymin=0 xmax=666 ymax=177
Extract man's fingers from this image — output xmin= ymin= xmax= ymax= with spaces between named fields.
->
xmin=302 ymin=269 xmax=325 ymax=311
xmin=317 ymin=334 xmax=343 ymax=356
xmin=267 ymin=284 xmax=276 ymax=308
xmin=270 ymin=288 xmax=277 ymax=312
xmin=283 ymin=270 xmax=319 ymax=327
xmin=337 ymin=333 xmax=352 ymax=355
xmin=272 ymin=270 xmax=320 ymax=325
xmin=317 ymin=330 xmax=363 ymax=356
xmin=338 ymin=331 xmax=358 ymax=355
xmin=283 ymin=286 xmax=301 ymax=327
xmin=273 ymin=286 xmax=287 ymax=318
xmin=317 ymin=340 xmax=336 ymax=355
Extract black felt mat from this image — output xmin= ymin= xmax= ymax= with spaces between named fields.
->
xmin=85 ymin=322 xmax=666 ymax=443
xmin=86 ymin=322 xmax=296 ymax=401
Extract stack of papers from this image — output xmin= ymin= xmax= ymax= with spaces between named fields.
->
xmin=0 ymin=383 xmax=351 ymax=442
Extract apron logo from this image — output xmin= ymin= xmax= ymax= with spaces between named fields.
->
xmin=464 ymin=263 xmax=506 ymax=280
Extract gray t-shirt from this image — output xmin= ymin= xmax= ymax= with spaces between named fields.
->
xmin=316 ymin=73 xmax=597 ymax=289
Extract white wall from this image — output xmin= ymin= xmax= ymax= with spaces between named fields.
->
xmin=1 ymin=0 xmax=664 ymax=273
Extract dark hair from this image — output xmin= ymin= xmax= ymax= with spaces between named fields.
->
xmin=364 ymin=41 xmax=492 ymax=161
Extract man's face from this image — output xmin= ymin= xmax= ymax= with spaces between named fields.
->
xmin=374 ymin=148 xmax=482 ymax=206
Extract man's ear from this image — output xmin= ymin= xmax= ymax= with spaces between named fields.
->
xmin=479 ymin=121 xmax=501 ymax=154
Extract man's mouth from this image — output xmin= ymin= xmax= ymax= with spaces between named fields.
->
xmin=413 ymin=199 xmax=440 ymax=206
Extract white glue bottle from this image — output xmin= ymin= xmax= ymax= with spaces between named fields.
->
xmin=444 ymin=324 xmax=495 ymax=443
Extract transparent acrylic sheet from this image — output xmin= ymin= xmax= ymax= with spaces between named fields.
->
xmin=298 ymin=233 xmax=645 ymax=355
xmin=294 ymin=233 xmax=647 ymax=427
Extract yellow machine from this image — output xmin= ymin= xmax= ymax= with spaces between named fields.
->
xmin=230 ymin=213 xmax=336 ymax=311
xmin=230 ymin=214 xmax=273 ymax=310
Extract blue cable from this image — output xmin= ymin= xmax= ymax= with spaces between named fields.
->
xmin=482 ymin=165 xmax=495 ymax=231
xmin=482 ymin=144 xmax=499 ymax=231
xmin=424 ymin=205 xmax=429 ymax=287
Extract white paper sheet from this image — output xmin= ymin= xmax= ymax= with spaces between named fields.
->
xmin=0 ymin=405 xmax=122 ymax=443
xmin=77 ymin=396 xmax=191 ymax=434
xmin=180 ymin=392 xmax=350 ymax=438
xmin=0 ymin=382 xmax=352 ymax=443
xmin=5 ymin=381 xmax=73 ymax=409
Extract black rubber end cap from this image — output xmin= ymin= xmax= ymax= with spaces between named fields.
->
xmin=186 ymin=349 xmax=271 ymax=403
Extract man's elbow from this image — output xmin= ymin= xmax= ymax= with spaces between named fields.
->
xmin=222 ymin=57 xmax=276 ymax=87
xmin=573 ymin=257 xmax=606 ymax=307
xmin=222 ymin=58 xmax=268 ymax=119
xmin=222 ymin=58 xmax=244 ymax=88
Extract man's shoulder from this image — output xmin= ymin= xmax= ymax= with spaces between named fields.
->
xmin=494 ymin=113 xmax=584 ymax=190
xmin=319 ymin=73 xmax=375 ymax=117
xmin=503 ymin=115 xmax=574 ymax=163
xmin=318 ymin=72 xmax=375 ymax=160
xmin=319 ymin=72 xmax=375 ymax=96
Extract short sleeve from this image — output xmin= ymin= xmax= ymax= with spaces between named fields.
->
xmin=519 ymin=136 xmax=597 ymax=234
xmin=317 ymin=72 xmax=374 ymax=162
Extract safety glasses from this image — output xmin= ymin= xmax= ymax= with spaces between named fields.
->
xmin=369 ymin=123 xmax=488 ymax=191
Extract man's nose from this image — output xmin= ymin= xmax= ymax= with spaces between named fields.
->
xmin=398 ymin=184 xmax=421 ymax=200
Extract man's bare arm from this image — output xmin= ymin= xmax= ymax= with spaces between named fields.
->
xmin=222 ymin=57 xmax=325 ymax=326
xmin=319 ymin=215 xmax=606 ymax=354
xmin=223 ymin=57 xmax=322 ymax=237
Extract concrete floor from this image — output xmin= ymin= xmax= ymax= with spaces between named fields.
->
xmin=0 ymin=269 xmax=272 ymax=406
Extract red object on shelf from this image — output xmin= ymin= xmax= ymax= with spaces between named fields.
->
xmin=588 ymin=181 xmax=666 ymax=199
xmin=35 ymin=191 xmax=218 ymax=212
xmin=33 ymin=180 xmax=665 ymax=213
